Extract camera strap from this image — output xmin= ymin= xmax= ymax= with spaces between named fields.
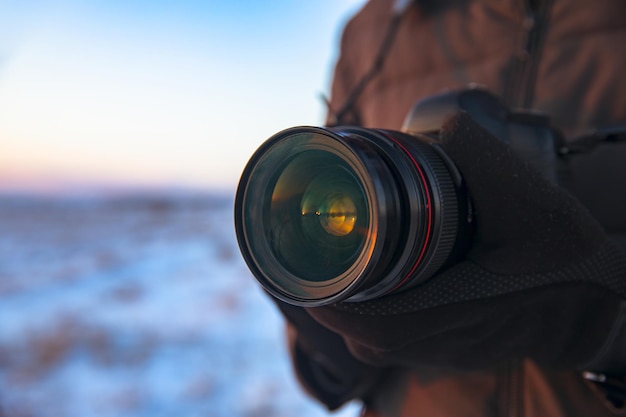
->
xmin=326 ymin=2 xmax=407 ymax=126
xmin=558 ymin=126 xmax=626 ymax=155
xmin=583 ymin=371 xmax=626 ymax=411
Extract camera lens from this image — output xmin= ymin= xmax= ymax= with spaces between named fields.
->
xmin=235 ymin=126 xmax=467 ymax=306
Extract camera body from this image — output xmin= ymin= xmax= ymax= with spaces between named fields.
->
xmin=234 ymin=88 xmax=571 ymax=307
xmin=402 ymin=88 xmax=567 ymax=187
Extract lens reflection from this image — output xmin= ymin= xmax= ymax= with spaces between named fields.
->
xmin=269 ymin=150 xmax=368 ymax=282
xmin=302 ymin=188 xmax=357 ymax=237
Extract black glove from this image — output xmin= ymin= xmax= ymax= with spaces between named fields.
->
xmin=272 ymin=112 xmax=626 ymax=410
xmin=302 ymin=112 xmax=626 ymax=371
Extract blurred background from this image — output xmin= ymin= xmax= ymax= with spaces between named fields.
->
xmin=0 ymin=1 xmax=367 ymax=416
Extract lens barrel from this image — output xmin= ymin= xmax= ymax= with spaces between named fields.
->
xmin=234 ymin=126 xmax=468 ymax=306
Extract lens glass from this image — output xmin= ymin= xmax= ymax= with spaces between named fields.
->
xmin=304 ymin=192 xmax=357 ymax=237
xmin=268 ymin=149 xmax=369 ymax=283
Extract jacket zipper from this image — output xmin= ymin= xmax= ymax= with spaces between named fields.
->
xmin=499 ymin=359 xmax=525 ymax=417
xmin=503 ymin=0 xmax=553 ymax=109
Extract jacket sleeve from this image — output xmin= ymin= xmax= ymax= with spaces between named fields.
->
xmin=274 ymin=299 xmax=385 ymax=410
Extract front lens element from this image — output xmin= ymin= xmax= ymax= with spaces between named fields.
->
xmin=235 ymin=126 xmax=462 ymax=306
xmin=270 ymin=150 xmax=369 ymax=282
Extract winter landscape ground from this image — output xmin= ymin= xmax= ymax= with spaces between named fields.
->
xmin=0 ymin=192 xmax=360 ymax=417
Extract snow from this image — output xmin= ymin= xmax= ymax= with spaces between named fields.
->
xmin=0 ymin=192 xmax=360 ymax=417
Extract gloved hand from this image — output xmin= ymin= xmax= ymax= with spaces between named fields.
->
xmin=303 ymin=112 xmax=626 ymax=371
xmin=273 ymin=112 xmax=626 ymax=410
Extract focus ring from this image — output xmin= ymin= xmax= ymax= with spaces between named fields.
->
xmin=392 ymin=133 xmax=461 ymax=291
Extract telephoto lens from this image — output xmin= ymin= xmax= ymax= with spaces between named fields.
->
xmin=234 ymin=126 xmax=471 ymax=307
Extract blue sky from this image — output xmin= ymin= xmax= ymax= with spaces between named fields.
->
xmin=0 ymin=0 xmax=367 ymax=193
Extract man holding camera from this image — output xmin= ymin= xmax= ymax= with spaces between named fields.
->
xmin=245 ymin=0 xmax=626 ymax=415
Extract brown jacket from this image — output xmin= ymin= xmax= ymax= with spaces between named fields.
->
xmin=362 ymin=360 xmax=625 ymax=417
xmin=285 ymin=0 xmax=626 ymax=416
xmin=328 ymin=0 xmax=626 ymax=138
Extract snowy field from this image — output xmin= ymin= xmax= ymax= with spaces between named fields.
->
xmin=0 ymin=192 xmax=360 ymax=417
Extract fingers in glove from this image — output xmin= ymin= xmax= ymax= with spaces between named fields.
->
xmin=439 ymin=112 xmax=606 ymax=274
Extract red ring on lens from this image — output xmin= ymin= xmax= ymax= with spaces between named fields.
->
xmin=379 ymin=131 xmax=433 ymax=292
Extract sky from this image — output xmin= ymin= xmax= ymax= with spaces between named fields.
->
xmin=0 ymin=0 xmax=368 ymax=194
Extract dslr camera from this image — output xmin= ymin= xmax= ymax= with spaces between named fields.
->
xmin=234 ymin=88 xmax=568 ymax=307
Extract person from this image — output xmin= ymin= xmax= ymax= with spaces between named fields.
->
xmin=271 ymin=0 xmax=626 ymax=415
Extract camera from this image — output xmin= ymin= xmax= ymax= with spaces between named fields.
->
xmin=234 ymin=88 xmax=566 ymax=307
